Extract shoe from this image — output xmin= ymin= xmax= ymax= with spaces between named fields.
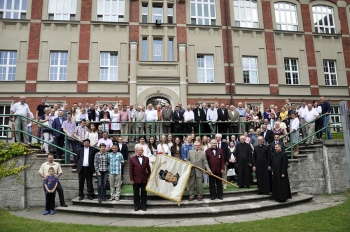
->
xmin=211 ymin=197 xmax=216 ymax=200
xmin=88 ymin=196 xmax=94 ymax=200
xmin=305 ymin=143 xmax=309 ymax=147
xmin=109 ymin=198 xmax=114 ymax=201
xmin=223 ymin=185 xmax=227 ymax=190
xmin=188 ymin=198 xmax=194 ymax=201
xmin=218 ymin=196 xmax=223 ymax=200
xmin=43 ymin=210 xmax=49 ymax=215
xmin=102 ymin=198 xmax=107 ymax=202
xmin=98 ymin=198 xmax=102 ymax=203
xmin=78 ymin=196 xmax=84 ymax=201
xmin=115 ymin=197 xmax=120 ymax=201
xmin=197 ymin=197 xmax=203 ymax=201
xmin=134 ymin=206 xmax=140 ymax=211
xmin=60 ymin=204 xmax=68 ymax=207
xmin=50 ymin=210 xmax=55 ymax=215
xmin=141 ymin=205 xmax=147 ymax=211
xmin=311 ymin=142 xmax=314 ymax=145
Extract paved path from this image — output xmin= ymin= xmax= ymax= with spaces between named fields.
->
xmin=10 ymin=194 xmax=347 ymax=227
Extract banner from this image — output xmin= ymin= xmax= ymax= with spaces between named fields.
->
xmin=146 ymin=154 xmax=192 ymax=203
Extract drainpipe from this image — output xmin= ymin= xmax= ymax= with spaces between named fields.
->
xmin=224 ymin=0 xmax=233 ymax=105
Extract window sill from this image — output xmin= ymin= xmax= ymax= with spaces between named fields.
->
xmin=312 ymin=32 xmax=342 ymax=37
xmin=0 ymin=80 xmax=21 ymax=82
xmin=91 ymin=21 xmax=129 ymax=26
xmin=41 ymin=20 xmax=80 ymax=25
xmin=138 ymin=61 xmax=179 ymax=64
xmin=0 ymin=18 xmax=30 ymax=23
xmin=187 ymin=24 xmax=222 ymax=29
xmin=231 ymin=26 xmax=264 ymax=32
xmin=273 ymin=30 xmax=305 ymax=35
xmin=140 ymin=23 xmax=177 ymax=27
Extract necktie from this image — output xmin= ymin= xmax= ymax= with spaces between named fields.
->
xmin=217 ymin=142 xmax=221 ymax=148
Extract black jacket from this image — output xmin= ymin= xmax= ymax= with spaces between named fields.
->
xmin=76 ymin=147 xmax=96 ymax=174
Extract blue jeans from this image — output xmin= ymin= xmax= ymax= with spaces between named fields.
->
xmin=27 ymin=126 xmax=32 ymax=143
xmin=97 ymin=171 xmax=108 ymax=199
xmin=65 ymin=139 xmax=76 ymax=163
xmin=324 ymin=115 xmax=332 ymax=139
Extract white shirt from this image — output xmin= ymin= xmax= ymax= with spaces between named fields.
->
xmin=85 ymin=131 xmax=98 ymax=146
xmin=83 ymin=147 xmax=90 ymax=166
xmin=290 ymin=118 xmax=300 ymax=131
xmin=157 ymin=144 xmax=171 ymax=156
xmin=315 ymin=106 xmax=322 ymax=114
xmin=27 ymin=112 xmax=34 ymax=126
xmin=183 ymin=110 xmax=194 ymax=122
xmin=301 ymin=108 xmax=319 ymax=123
xmin=138 ymin=156 xmax=143 ymax=165
xmin=207 ymin=108 xmax=218 ymax=122
xmin=298 ymin=106 xmax=307 ymax=118
xmin=145 ymin=109 xmax=157 ymax=122
xmin=10 ymin=102 xmax=30 ymax=116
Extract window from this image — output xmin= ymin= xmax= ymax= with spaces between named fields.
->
xmin=330 ymin=106 xmax=341 ymax=132
xmin=153 ymin=39 xmax=163 ymax=61
xmin=312 ymin=5 xmax=335 ymax=34
xmin=142 ymin=37 xmax=148 ymax=61
xmin=323 ymin=60 xmax=337 ymax=86
xmin=0 ymin=104 xmax=11 ymax=138
xmin=284 ymin=58 xmax=299 ymax=85
xmin=49 ymin=52 xmax=68 ymax=81
xmin=152 ymin=4 xmax=163 ymax=23
xmin=97 ymin=0 xmax=125 ymax=22
xmin=190 ymin=0 xmax=216 ymax=25
xmin=242 ymin=57 xmax=258 ymax=84
xmin=48 ymin=0 xmax=77 ymax=20
xmin=100 ymin=52 xmax=118 ymax=81
xmin=167 ymin=4 xmax=173 ymax=23
xmin=274 ymin=2 xmax=298 ymax=31
xmin=234 ymin=0 xmax=258 ymax=28
xmin=0 ymin=0 xmax=27 ymax=19
xmin=142 ymin=3 xmax=148 ymax=23
xmin=197 ymin=55 xmax=214 ymax=83
xmin=0 ymin=51 xmax=17 ymax=81
xmin=168 ymin=38 xmax=174 ymax=61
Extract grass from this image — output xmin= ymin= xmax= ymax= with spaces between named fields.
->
xmin=0 ymin=192 xmax=349 ymax=232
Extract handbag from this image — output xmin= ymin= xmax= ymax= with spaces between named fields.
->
xmin=227 ymin=168 xmax=236 ymax=177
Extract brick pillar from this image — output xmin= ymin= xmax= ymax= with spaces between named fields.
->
xmin=25 ymin=0 xmax=43 ymax=92
xmin=77 ymin=0 xmax=92 ymax=93
xmin=262 ymin=0 xmax=278 ymax=95
xmin=339 ymin=6 xmax=350 ymax=96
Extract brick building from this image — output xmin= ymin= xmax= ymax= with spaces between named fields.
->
xmin=0 ymin=0 xmax=350 ymax=134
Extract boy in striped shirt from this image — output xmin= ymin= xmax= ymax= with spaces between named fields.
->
xmin=108 ymin=144 xmax=124 ymax=201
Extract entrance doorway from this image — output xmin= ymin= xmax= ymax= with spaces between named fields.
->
xmin=146 ymin=97 xmax=170 ymax=108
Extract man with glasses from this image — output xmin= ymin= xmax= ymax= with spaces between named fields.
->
xmin=10 ymin=96 xmax=31 ymax=144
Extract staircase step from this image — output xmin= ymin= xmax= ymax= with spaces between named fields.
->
xmin=57 ymin=193 xmax=312 ymax=218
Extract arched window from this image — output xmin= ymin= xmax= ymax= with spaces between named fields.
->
xmin=233 ymin=0 xmax=258 ymax=28
xmin=312 ymin=5 xmax=335 ymax=34
xmin=274 ymin=2 xmax=298 ymax=31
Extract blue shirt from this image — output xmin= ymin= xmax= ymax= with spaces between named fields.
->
xmin=107 ymin=152 xmax=124 ymax=175
xmin=44 ymin=175 xmax=58 ymax=194
xmin=236 ymin=108 xmax=247 ymax=117
xmin=320 ymin=101 xmax=331 ymax=114
xmin=181 ymin=143 xmax=194 ymax=161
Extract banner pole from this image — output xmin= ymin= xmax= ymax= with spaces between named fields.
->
xmin=192 ymin=165 xmax=238 ymax=188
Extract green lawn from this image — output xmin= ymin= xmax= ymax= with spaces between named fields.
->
xmin=1 ymin=192 xmax=349 ymax=232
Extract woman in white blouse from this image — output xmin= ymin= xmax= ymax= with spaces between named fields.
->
xmin=85 ymin=124 xmax=99 ymax=147
xmin=289 ymin=112 xmax=300 ymax=155
xmin=167 ymin=133 xmax=173 ymax=149
xmin=157 ymin=134 xmax=171 ymax=156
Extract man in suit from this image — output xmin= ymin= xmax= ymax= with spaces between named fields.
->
xmin=115 ymin=136 xmax=129 ymax=183
xmin=206 ymin=139 xmax=225 ymax=200
xmin=134 ymin=106 xmax=145 ymax=141
xmin=76 ymin=139 xmax=96 ymax=200
xmin=172 ymin=106 xmax=184 ymax=137
xmin=187 ymin=141 xmax=212 ymax=201
xmin=162 ymin=103 xmax=173 ymax=135
xmin=217 ymin=103 xmax=229 ymax=134
xmin=87 ymin=103 xmax=96 ymax=122
xmin=228 ymin=105 xmax=240 ymax=135
xmin=215 ymin=133 xmax=230 ymax=190
xmin=99 ymin=104 xmax=111 ymax=121
xmin=270 ymin=134 xmax=285 ymax=153
xmin=129 ymin=145 xmax=151 ymax=211
xmin=51 ymin=110 xmax=66 ymax=159
xmin=193 ymin=103 xmax=206 ymax=135
xmin=262 ymin=124 xmax=274 ymax=144
xmin=201 ymin=103 xmax=209 ymax=135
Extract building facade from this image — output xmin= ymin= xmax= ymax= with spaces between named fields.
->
xmin=0 ymin=0 xmax=350 ymax=126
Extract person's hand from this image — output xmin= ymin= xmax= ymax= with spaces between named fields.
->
xmin=221 ymin=169 xmax=224 ymax=174
xmin=268 ymin=166 xmax=271 ymax=170
xmin=225 ymin=162 xmax=228 ymax=165
xmin=53 ymin=136 xmax=56 ymax=139
xmin=249 ymin=163 xmax=252 ymax=166
xmin=252 ymin=166 xmax=256 ymax=171
xmin=208 ymin=172 xmax=213 ymax=175
xmin=97 ymin=172 xmax=101 ymax=176
xmin=44 ymin=175 xmax=49 ymax=179
xmin=281 ymin=174 xmax=285 ymax=178
xmin=54 ymin=174 xmax=59 ymax=178
xmin=131 ymin=181 xmax=134 ymax=185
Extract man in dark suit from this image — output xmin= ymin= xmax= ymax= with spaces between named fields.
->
xmin=115 ymin=136 xmax=129 ymax=182
xmin=129 ymin=145 xmax=151 ymax=211
xmin=270 ymin=134 xmax=285 ymax=153
xmin=215 ymin=133 xmax=230 ymax=190
xmin=262 ymin=124 xmax=274 ymax=144
xmin=193 ymin=103 xmax=206 ymax=135
xmin=217 ymin=103 xmax=229 ymax=134
xmin=99 ymin=104 xmax=111 ymax=120
xmin=87 ymin=103 xmax=96 ymax=122
xmin=206 ymin=139 xmax=225 ymax=200
xmin=51 ymin=110 xmax=66 ymax=159
xmin=76 ymin=139 xmax=96 ymax=200
xmin=172 ymin=106 xmax=184 ymax=137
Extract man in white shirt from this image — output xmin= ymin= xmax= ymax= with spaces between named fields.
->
xmin=206 ymin=104 xmax=218 ymax=137
xmin=183 ymin=105 xmax=194 ymax=133
xmin=298 ymin=101 xmax=308 ymax=139
xmin=128 ymin=104 xmax=136 ymax=142
xmin=10 ymin=96 xmax=31 ymax=144
xmin=301 ymin=103 xmax=319 ymax=145
xmin=144 ymin=104 xmax=157 ymax=140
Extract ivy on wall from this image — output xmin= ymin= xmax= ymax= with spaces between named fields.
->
xmin=0 ymin=142 xmax=33 ymax=181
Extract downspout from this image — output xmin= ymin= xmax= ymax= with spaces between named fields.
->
xmin=224 ymin=0 xmax=233 ymax=105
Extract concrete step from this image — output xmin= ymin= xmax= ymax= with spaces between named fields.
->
xmin=56 ymin=193 xmax=313 ymax=218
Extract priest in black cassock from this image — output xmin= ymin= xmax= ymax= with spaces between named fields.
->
xmin=253 ymin=136 xmax=271 ymax=195
xmin=234 ymin=135 xmax=253 ymax=188
xmin=271 ymin=144 xmax=292 ymax=202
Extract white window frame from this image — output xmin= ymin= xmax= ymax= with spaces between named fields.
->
xmin=197 ymin=55 xmax=214 ymax=83
xmin=167 ymin=3 xmax=173 ymax=23
xmin=49 ymin=51 xmax=68 ymax=81
xmin=312 ymin=5 xmax=335 ymax=34
xmin=190 ymin=0 xmax=216 ymax=26
xmin=97 ymin=0 xmax=125 ymax=22
xmin=274 ymin=2 xmax=298 ymax=31
xmin=153 ymin=38 xmax=163 ymax=61
xmin=284 ymin=58 xmax=299 ymax=85
xmin=323 ymin=60 xmax=337 ymax=86
xmin=233 ymin=0 xmax=259 ymax=28
xmin=330 ymin=105 xmax=341 ymax=132
xmin=0 ymin=51 xmax=17 ymax=81
xmin=242 ymin=56 xmax=259 ymax=84
xmin=100 ymin=52 xmax=118 ymax=81
xmin=0 ymin=0 xmax=27 ymax=19
xmin=0 ymin=101 xmax=12 ymax=138
xmin=152 ymin=4 xmax=163 ymax=23
xmin=142 ymin=3 xmax=148 ymax=23
xmin=48 ymin=0 xmax=77 ymax=20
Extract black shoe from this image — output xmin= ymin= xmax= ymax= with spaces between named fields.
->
xmin=78 ymin=196 xmax=84 ymax=201
xmin=60 ymin=203 xmax=68 ymax=207
xmin=211 ymin=197 xmax=216 ymax=200
xmin=141 ymin=205 xmax=147 ymax=211
xmin=134 ymin=205 xmax=140 ymax=211
xmin=98 ymin=199 xmax=102 ymax=203
xmin=238 ymin=186 xmax=244 ymax=188
xmin=102 ymin=198 xmax=107 ymax=202
xmin=218 ymin=196 xmax=223 ymax=200
xmin=305 ymin=143 xmax=309 ymax=147
xmin=88 ymin=196 xmax=94 ymax=200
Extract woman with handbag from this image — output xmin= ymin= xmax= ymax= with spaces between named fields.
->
xmin=227 ymin=141 xmax=237 ymax=182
